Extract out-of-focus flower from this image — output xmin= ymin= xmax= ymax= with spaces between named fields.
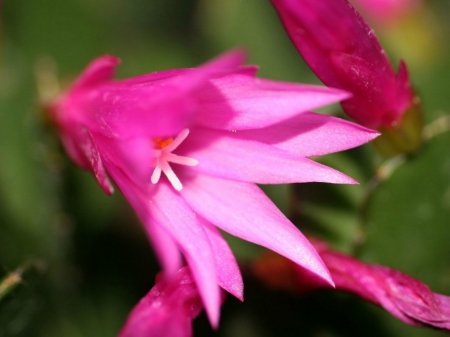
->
xmin=350 ymin=0 xmax=421 ymax=26
xmin=253 ymin=240 xmax=450 ymax=331
xmin=119 ymin=267 xmax=204 ymax=337
xmin=271 ymin=0 xmax=423 ymax=156
xmin=48 ymin=50 xmax=378 ymax=327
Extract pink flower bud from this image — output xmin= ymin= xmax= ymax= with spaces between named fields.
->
xmin=271 ymin=0 xmax=423 ymax=155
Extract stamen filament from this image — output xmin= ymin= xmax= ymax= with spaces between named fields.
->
xmin=165 ymin=153 xmax=198 ymax=166
xmin=164 ymin=128 xmax=190 ymax=152
xmin=160 ymin=160 xmax=182 ymax=191
xmin=151 ymin=159 xmax=162 ymax=184
xmin=150 ymin=128 xmax=197 ymax=191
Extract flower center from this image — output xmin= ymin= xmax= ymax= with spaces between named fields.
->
xmin=154 ymin=137 xmax=174 ymax=149
xmin=151 ymin=128 xmax=198 ymax=191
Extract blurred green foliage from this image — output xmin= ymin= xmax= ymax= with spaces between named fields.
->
xmin=1 ymin=0 xmax=450 ymax=336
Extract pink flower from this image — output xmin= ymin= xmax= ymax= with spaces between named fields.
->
xmin=253 ymin=241 xmax=450 ymax=331
xmin=118 ymin=267 xmax=204 ymax=337
xmin=49 ymin=50 xmax=378 ymax=327
xmin=270 ymin=0 xmax=417 ymax=130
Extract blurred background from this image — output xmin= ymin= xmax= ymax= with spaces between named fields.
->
xmin=1 ymin=0 xmax=450 ymax=336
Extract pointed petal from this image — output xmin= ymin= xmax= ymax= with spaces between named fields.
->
xmin=90 ymin=51 xmax=247 ymax=139
xmin=196 ymin=75 xmax=349 ymax=130
xmin=118 ymin=61 xmax=256 ymax=87
xmin=150 ymin=182 xmax=221 ymax=327
xmin=118 ymin=49 xmax=247 ymax=98
xmin=201 ymin=218 xmax=244 ymax=301
xmin=69 ymin=126 xmax=113 ymax=195
xmin=434 ymin=295 xmax=450 ymax=329
xmin=118 ymin=267 xmax=203 ymax=337
xmin=84 ymin=81 xmax=198 ymax=139
xmin=105 ymin=165 xmax=183 ymax=275
xmin=182 ymin=127 xmax=357 ymax=184
xmin=271 ymin=0 xmax=414 ymax=128
xmin=374 ymin=266 xmax=449 ymax=324
xmin=146 ymin=221 xmax=184 ymax=277
xmin=181 ymin=175 xmax=333 ymax=286
xmin=71 ymin=55 xmax=120 ymax=91
xmin=392 ymin=60 xmax=415 ymax=122
xmin=110 ymin=136 xmax=155 ymax=183
xmin=234 ymin=111 xmax=379 ymax=157
xmin=319 ymin=248 xmax=450 ymax=330
xmin=271 ymin=0 xmax=391 ymax=88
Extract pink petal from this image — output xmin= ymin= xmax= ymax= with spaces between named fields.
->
xmin=196 ymin=75 xmax=349 ymax=130
xmin=271 ymin=0 xmax=414 ymax=128
xmin=95 ymin=134 xmax=154 ymax=187
xmin=331 ymin=51 xmax=397 ymax=127
xmin=181 ymin=174 xmax=333 ymax=286
xmin=374 ymin=266 xmax=449 ymax=324
xmin=434 ymin=295 xmax=450 ymax=329
xmin=118 ymin=267 xmax=203 ymax=337
xmin=71 ymin=55 xmax=121 ymax=91
xmin=104 ymin=51 xmax=247 ymax=139
xmin=234 ymin=111 xmax=379 ymax=157
xmin=201 ymin=218 xmax=244 ymax=301
xmin=149 ymin=182 xmax=221 ymax=327
xmin=66 ymin=50 xmax=248 ymax=140
xmin=62 ymin=125 xmax=113 ymax=195
xmin=182 ymin=127 xmax=357 ymax=184
xmin=118 ymin=64 xmax=257 ymax=87
xmin=84 ymin=130 xmax=114 ymax=195
xmin=105 ymin=164 xmax=183 ymax=275
xmin=80 ymin=80 xmax=198 ymax=139
xmin=271 ymin=0 xmax=390 ymax=84
xmin=321 ymin=251 xmax=416 ymax=324
xmin=317 ymin=246 xmax=450 ymax=330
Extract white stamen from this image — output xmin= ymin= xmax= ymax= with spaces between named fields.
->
xmin=165 ymin=153 xmax=198 ymax=166
xmin=160 ymin=160 xmax=183 ymax=192
xmin=151 ymin=128 xmax=197 ymax=191
xmin=151 ymin=159 xmax=162 ymax=184
xmin=164 ymin=128 xmax=190 ymax=152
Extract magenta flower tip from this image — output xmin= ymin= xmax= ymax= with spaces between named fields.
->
xmin=72 ymin=55 xmax=121 ymax=90
xmin=271 ymin=0 xmax=419 ymax=133
xmin=118 ymin=267 xmax=204 ymax=337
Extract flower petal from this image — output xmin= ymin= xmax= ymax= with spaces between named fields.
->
xmin=181 ymin=174 xmax=333 ymax=286
xmin=234 ymin=111 xmax=379 ymax=157
xmin=201 ymin=218 xmax=244 ymax=301
xmin=71 ymin=55 xmax=121 ymax=91
xmin=318 ymin=246 xmax=450 ymax=330
xmin=181 ymin=127 xmax=357 ymax=184
xmin=271 ymin=0 xmax=391 ymax=90
xmin=253 ymin=245 xmax=450 ymax=331
xmin=149 ymin=182 xmax=221 ymax=327
xmin=96 ymin=134 xmax=155 ymax=187
xmin=374 ymin=266 xmax=449 ymax=324
xmin=118 ymin=267 xmax=203 ymax=337
xmin=64 ymin=126 xmax=113 ymax=195
xmin=105 ymin=164 xmax=183 ymax=275
xmin=270 ymin=0 xmax=414 ymax=128
xmin=68 ymin=50 xmax=248 ymax=139
xmin=196 ymin=75 xmax=349 ymax=130
xmin=108 ymin=51 xmax=247 ymax=138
